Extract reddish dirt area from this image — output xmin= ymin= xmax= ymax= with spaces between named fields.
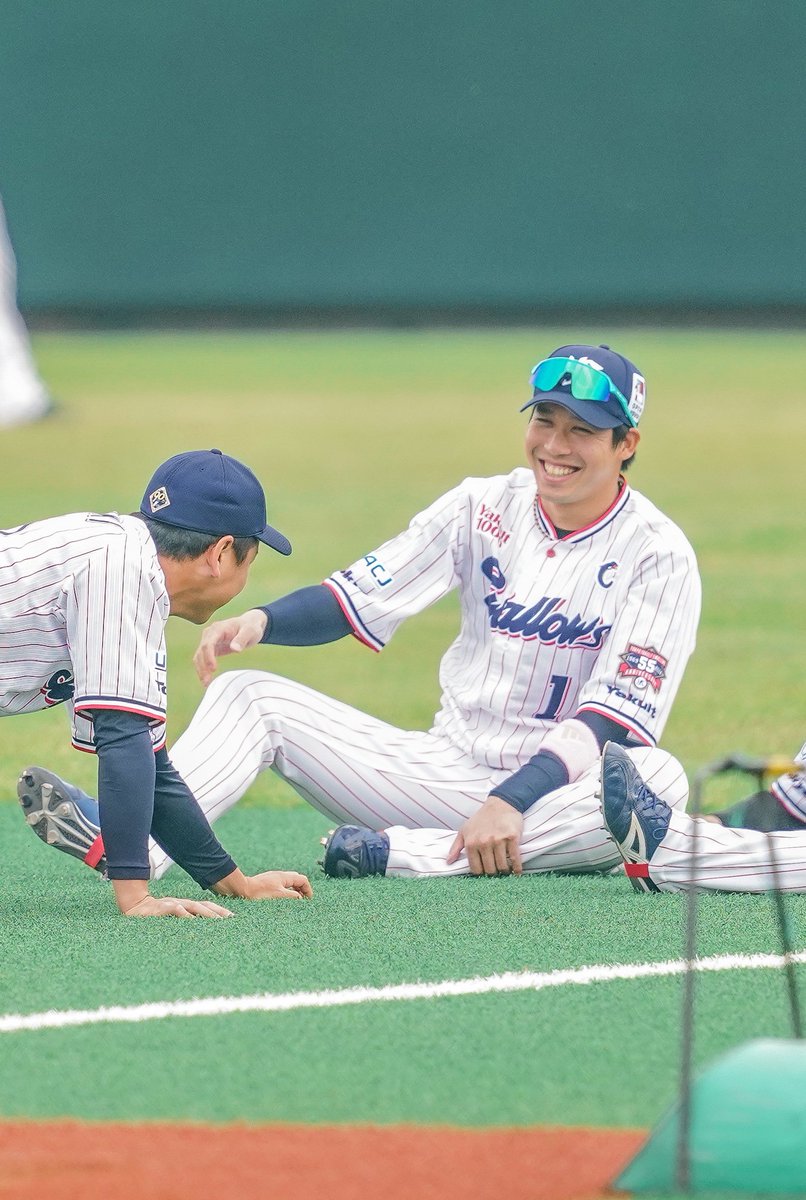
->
xmin=0 ymin=1121 xmax=644 ymax=1199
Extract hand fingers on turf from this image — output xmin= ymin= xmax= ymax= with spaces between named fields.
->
xmin=493 ymin=840 xmax=512 ymax=874
xmin=508 ymin=838 xmax=523 ymax=875
xmin=178 ymin=899 xmax=233 ymax=918
xmin=480 ymin=845 xmax=501 ymax=876
xmin=467 ymin=846 xmax=485 ymax=876
xmin=160 ymin=898 xmax=197 ymax=919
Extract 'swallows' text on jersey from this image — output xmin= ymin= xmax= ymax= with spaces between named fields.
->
xmin=481 ymin=557 xmax=610 ymax=649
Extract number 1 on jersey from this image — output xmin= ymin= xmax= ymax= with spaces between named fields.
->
xmin=534 ymin=674 xmax=571 ymax=720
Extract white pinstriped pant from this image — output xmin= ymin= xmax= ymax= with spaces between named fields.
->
xmin=151 ymin=669 xmax=689 ymax=881
xmin=637 ymin=809 xmax=806 ymax=893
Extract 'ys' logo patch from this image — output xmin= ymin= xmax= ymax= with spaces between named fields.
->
xmin=40 ymin=669 xmax=75 ymax=707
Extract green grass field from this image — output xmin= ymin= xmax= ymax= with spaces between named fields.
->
xmin=2 ymin=329 xmax=805 ymax=1195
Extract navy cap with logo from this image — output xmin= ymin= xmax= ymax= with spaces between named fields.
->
xmin=140 ymin=449 xmax=292 ymax=556
xmin=521 ymin=343 xmax=646 ymax=429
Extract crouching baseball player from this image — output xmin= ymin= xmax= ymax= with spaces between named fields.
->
xmin=8 ymin=449 xmax=312 ymax=916
xmin=598 ymin=740 xmax=806 ymax=893
xmin=23 ymin=345 xmax=701 ymax=884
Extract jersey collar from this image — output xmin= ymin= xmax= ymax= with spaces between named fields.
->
xmin=534 ymin=477 xmax=631 ymax=544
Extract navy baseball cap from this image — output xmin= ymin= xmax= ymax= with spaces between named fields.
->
xmin=521 ymin=344 xmax=646 ymax=429
xmin=140 ymin=449 xmax=292 ymax=555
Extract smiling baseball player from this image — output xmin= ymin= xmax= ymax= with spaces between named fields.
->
xmin=23 ymin=345 xmax=701 ymax=884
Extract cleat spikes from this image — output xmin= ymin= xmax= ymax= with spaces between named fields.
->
xmin=17 ymin=766 xmax=107 ymax=875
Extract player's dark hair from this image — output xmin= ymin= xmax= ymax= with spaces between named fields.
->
xmin=133 ymin=514 xmax=258 ymax=564
xmin=611 ymin=424 xmax=636 ymax=470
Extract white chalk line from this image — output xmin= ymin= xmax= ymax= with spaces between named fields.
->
xmin=3 ymin=949 xmax=805 ymax=1035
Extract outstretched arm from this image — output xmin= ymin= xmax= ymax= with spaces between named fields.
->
xmin=194 ymin=584 xmax=351 ymax=684
xmin=192 ymin=610 xmax=269 ymax=685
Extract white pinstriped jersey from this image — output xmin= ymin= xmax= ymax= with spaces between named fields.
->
xmin=0 ymin=512 xmax=169 ymax=751
xmin=772 ymin=741 xmax=806 ymax=820
xmin=325 ymin=468 xmax=700 ymax=772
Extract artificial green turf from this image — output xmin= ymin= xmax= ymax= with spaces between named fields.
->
xmin=1 ymin=804 xmax=804 ymax=1129
xmin=3 ymin=804 xmax=803 ymax=1009
xmin=0 ymin=975 xmax=797 ymax=1129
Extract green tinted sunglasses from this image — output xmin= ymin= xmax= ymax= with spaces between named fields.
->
xmin=529 ymin=357 xmax=636 ymax=427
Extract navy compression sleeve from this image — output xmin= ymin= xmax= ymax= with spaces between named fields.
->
xmin=92 ymin=709 xmax=156 ymax=879
xmin=575 ymin=711 xmax=632 ymax=749
xmin=257 ymin=584 xmax=351 ymax=646
xmin=489 ymin=753 xmax=569 ymax=815
xmin=489 ymin=713 xmax=633 ymax=815
xmin=91 ymin=709 xmax=236 ymax=887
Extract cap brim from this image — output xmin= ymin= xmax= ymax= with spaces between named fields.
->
xmin=520 ymin=391 xmax=624 ymax=429
xmin=259 ymin=525 xmax=292 ymax=556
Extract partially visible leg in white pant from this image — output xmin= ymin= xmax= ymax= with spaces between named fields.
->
xmin=642 ymin=810 xmax=806 ymax=893
xmin=385 ymin=746 xmax=689 ymax=878
xmin=150 ymin=669 xmax=498 ymax=879
xmin=151 ymin=670 xmax=691 ymax=885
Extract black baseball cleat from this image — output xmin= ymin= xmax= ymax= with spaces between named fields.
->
xmin=17 ymin=766 xmax=106 ymax=874
xmin=319 ymin=825 xmax=390 ymax=878
xmin=599 ymin=742 xmax=671 ymax=894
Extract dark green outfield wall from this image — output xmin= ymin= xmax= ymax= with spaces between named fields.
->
xmin=1 ymin=1 xmax=804 ymax=314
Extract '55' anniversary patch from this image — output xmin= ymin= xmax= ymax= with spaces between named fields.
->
xmin=617 ymin=644 xmax=667 ymax=692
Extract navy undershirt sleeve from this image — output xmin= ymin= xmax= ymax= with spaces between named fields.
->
xmin=575 ymin=711 xmax=633 ymax=749
xmin=92 ymin=709 xmax=156 ymax=880
xmin=489 ymin=752 xmax=569 ymax=815
xmin=257 ymin=585 xmax=351 ymax=645
xmin=91 ymin=709 xmax=237 ymax=888
xmin=489 ymin=713 xmax=634 ymax=815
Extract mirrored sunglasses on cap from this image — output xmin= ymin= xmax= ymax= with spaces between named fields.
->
xmin=529 ymin=356 xmax=636 ymax=428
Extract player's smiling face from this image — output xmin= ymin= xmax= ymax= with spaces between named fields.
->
xmin=524 ymin=402 xmax=640 ymax=531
